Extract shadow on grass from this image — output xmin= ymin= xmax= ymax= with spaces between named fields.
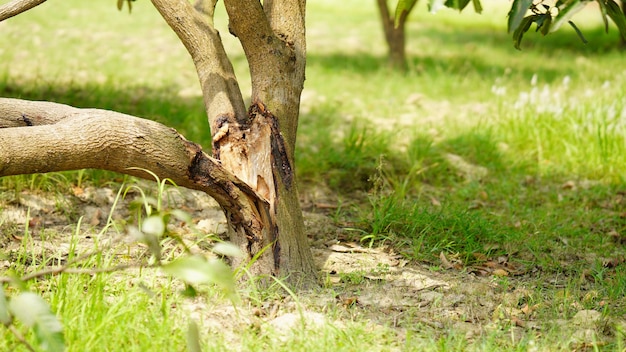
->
xmin=307 ymin=24 xmax=625 ymax=83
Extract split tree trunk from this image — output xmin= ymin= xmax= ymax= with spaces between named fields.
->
xmin=0 ymin=0 xmax=317 ymax=287
xmin=376 ymin=0 xmax=417 ymax=71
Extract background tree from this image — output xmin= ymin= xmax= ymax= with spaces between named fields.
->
xmin=376 ymin=0 xmax=419 ymax=70
xmin=387 ymin=0 xmax=626 ymax=69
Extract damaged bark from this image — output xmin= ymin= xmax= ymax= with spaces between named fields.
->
xmin=0 ymin=99 xmax=269 ymax=241
xmin=1 ymin=0 xmax=317 ymax=287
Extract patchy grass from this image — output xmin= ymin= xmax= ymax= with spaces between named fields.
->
xmin=1 ymin=0 xmax=626 ymax=350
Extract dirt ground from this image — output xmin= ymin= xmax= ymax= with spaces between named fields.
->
xmin=0 ymin=183 xmax=621 ymax=349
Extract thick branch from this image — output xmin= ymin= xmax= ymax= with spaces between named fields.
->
xmin=224 ymin=0 xmax=306 ymax=148
xmin=223 ymin=0 xmax=283 ymax=77
xmin=376 ymin=0 xmax=412 ymax=70
xmin=0 ymin=98 xmax=268 ymax=241
xmin=0 ymin=0 xmax=46 ymax=22
xmin=150 ymin=0 xmax=248 ymax=132
xmin=193 ymin=0 xmax=217 ymax=24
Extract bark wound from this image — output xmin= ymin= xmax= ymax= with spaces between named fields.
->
xmin=247 ymin=102 xmax=293 ymax=271
xmin=185 ymin=140 xmax=264 ymax=245
xmin=208 ymin=103 xmax=292 ymax=272
xmin=211 ymin=115 xmax=232 ymax=160
xmin=248 ymin=102 xmax=293 ymax=192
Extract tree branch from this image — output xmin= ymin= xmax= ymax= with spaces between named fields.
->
xmin=223 ymin=0 xmax=282 ymax=79
xmin=150 ymin=0 xmax=248 ymax=133
xmin=0 ymin=98 xmax=269 ymax=243
xmin=193 ymin=0 xmax=217 ymax=24
xmin=223 ymin=0 xmax=305 ymax=148
xmin=0 ymin=0 xmax=46 ymax=22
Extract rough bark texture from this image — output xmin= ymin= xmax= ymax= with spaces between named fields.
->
xmin=0 ymin=99 xmax=270 ymax=244
xmin=0 ymin=0 xmax=317 ymax=287
xmin=376 ymin=0 xmax=417 ymax=71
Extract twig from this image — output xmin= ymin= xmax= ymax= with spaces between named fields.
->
xmin=8 ymin=325 xmax=36 ymax=352
xmin=0 ymin=0 xmax=47 ymax=22
xmin=0 ymin=262 xmax=156 ymax=284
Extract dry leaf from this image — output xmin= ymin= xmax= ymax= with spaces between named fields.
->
xmin=511 ymin=316 xmax=526 ymax=327
xmin=71 ymin=186 xmax=84 ymax=196
xmin=492 ymin=269 xmax=509 ymax=277
xmin=562 ymin=180 xmax=576 ymax=190
xmin=472 ymin=252 xmax=488 ymax=261
xmin=440 ymin=251 xmax=454 ymax=269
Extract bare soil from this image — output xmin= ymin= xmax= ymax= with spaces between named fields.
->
xmin=0 ymin=183 xmax=620 ymax=349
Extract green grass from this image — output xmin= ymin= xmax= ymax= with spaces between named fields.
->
xmin=2 ymin=0 xmax=626 ymax=350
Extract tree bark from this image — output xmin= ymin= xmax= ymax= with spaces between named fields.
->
xmin=376 ymin=0 xmax=417 ymax=71
xmin=1 ymin=0 xmax=317 ymax=287
xmin=0 ymin=99 xmax=269 ymax=245
xmin=0 ymin=0 xmax=47 ymax=22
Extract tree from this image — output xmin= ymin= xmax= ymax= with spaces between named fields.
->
xmin=0 ymin=0 xmax=317 ymax=287
xmin=2 ymin=0 xmax=626 ymax=291
xmin=376 ymin=0 xmax=419 ymax=70
xmin=386 ymin=0 xmax=626 ymax=69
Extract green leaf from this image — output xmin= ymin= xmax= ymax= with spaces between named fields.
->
xmin=116 ymin=0 xmax=123 ymax=11
xmin=513 ymin=15 xmax=539 ymax=50
xmin=181 ymin=284 xmax=198 ymax=298
xmin=34 ymin=315 xmax=65 ymax=352
xmin=395 ymin=0 xmax=419 ymax=26
xmin=445 ymin=0 xmax=472 ymax=11
xmin=128 ymin=225 xmax=161 ymax=261
xmin=0 ymin=286 xmax=11 ymax=325
xmin=596 ymin=0 xmax=610 ymax=32
xmin=212 ymin=242 xmax=244 ymax=258
xmin=428 ymin=0 xmax=446 ymax=13
xmin=551 ymin=0 xmax=587 ymax=32
xmin=508 ymin=0 xmax=534 ymax=33
xmin=568 ymin=20 xmax=589 ymax=43
xmin=9 ymin=292 xmax=51 ymax=327
xmin=170 ymin=209 xmax=192 ymax=224
xmin=187 ymin=320 xmax=202 ymax=352
xmin=142 ymin=215 xmax=165 ymax=237
xmin=472 ymin=0 xmax=483 ymax=14
xmin=162 ymin=256 xmax=235 ymax=290
xmin=606 ymin=0 xmax=626 ymax=39
xmin=9 ymin=293 xmax=65 ymax=351
xmin=537 ymin=13 xmax=553 ymax=35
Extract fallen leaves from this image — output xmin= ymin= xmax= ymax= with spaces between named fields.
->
xmin=439 ymin=251 xmax=527 ymax=277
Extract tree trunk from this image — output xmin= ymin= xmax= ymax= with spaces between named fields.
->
xmin=618 ymin=0 xmax=626 ymax=49
xmin=376 ymin=0 xmax=417 ymax=71
xmin=0 ymin=0 xmax=317 ymax=288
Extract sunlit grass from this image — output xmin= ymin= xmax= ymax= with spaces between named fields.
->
xmin=1 ymin=0 xmax=626 ymax=350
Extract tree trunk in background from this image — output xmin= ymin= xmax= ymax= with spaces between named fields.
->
xmin=0 ymin=0 xmax=318 ymax=288
xmin=376 ymin=0 xmax=417 ymax=71
xmin=621 ymin=0 xmax=626 ymax=47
